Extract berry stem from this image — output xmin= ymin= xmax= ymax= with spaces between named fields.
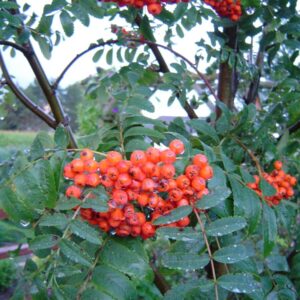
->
xmin=193 ymin=208 xmax=219 ymax=300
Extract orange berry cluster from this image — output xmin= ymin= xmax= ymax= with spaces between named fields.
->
xmin=203 ymin=0 xmax=242 ymax=21
xmin=101 ymin=0 xmax=189 ymax=15
xmin=64 ymin=140 xmax=213 ymax=239
xmin=247 ymin=161 xmax=297 ymax=206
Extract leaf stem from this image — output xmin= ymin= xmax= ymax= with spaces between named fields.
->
xmin=193 ymin=208 xmax=219 ymax=300
xmin=76 ymin=237 xmax=109 ymax=299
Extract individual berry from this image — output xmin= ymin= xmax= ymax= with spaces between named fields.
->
xmin=86 ymin=173 xmax=100 ymax=187
xmin=274 ymin=160 xmax=283 ymax=170
xmin=160 ymin=149 xmax=176 ymax=164
xmin=146 ymin=147 xmax=160 ymax=163
xmin=80 ymin=148 xmax=94 ymax=161
xmin=169 ymin=139 xmax=185 ymax=155
xmin=107 ymin=151 xmax=123 ymax=166
xmin=142 ymin=222 xmax=156 ymax=237
xmin=112 ymin=190 xmax=128 ymax=206
xmin=107 ymin=167 xmax=119 ymax=181
xmin=110 ymin=208 xmax=125 ymax=221
xmin=199 ymin=165 xmax=213 ymax=180
xmin=193 ymin=154 xmax=208 ymax=168
xmin=141 ymin=178 xmax=155 ymax=192
xmin=147 ymin=3 xmax=163 ymax=15
xmin=117 ymin=173 xmax=132 ymax=187
xmin=161 ymin=164 xmax=176 ymax=179
xmin=192 ymin=177 xmax=206 ymax=191
xmin=66 ymin=185 xmax=82 ymax=198
xmin=64 ymin=164 xmax=75 ymax=179
xmin=74 ymin=173 xmax=87 ymax=186
xmin=176 ymin=175 xmax=190 ymax=189
xmin=185 ymin=164 xmax=199 ymax=180
xmin=177 ymin=216 xmax=190 ymax=227
xmin=84 ymin=159 xmax=99 ymax=173
xmin=130 ymin=150 xmax=147 ymax=165
xmin=71 ymin=158 xmax=85 ymax=173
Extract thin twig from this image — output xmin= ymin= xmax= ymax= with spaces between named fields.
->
xmin=232 ymin=136 xmax=263 ymax=177
xmin=193 ymin=209 xmax=219 ymax=300
xmin=0 ymin=51 xmax=56 ymax=128
xmin=53 ymin=39 xmax=119 ymax=89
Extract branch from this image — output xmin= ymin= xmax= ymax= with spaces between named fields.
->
xmin=53 ymin=39 xmax=119 ymax=90
xmin=55 ymin=37 xmax=219 ymax=119
xmin=194 ymin=209 xmax=219 ymax=300
xmin=217 ymin=25 xmax=238 ymax=117
xmin=0 ymin=51 xmax=56 ymax=128
xmin=7 ymin=3 xmax=77 ymax=148
xmin=150 ymin=261 xmax=170 ymax=295
xmin=288 ymin=119 xmax=300 ymax=135
xmin=0 ymin=40 xmax=29 ymax=54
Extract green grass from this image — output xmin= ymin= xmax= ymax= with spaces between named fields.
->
xmin=0 ymin=130 xmax=37 ymax=162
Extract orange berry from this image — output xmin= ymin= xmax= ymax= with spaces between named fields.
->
xmin=177 ymin=216 xmax=190 ymax=227
xmin=199 ymin=165 xmax=213 ymax=180
xmin=101 ymin=175 xmax=114 ymax=188
xmin=107 ymin=151 xmax=123 ymax=166
xmin=136 ymin=212 xmax=146 ymax=225
xmin=185 ymin=164 xmax=199 ymax=180
xmin=160 ymin=149 xmax=176 ymax=164
xmin=274 ymin=160 xmax=283 ymax=170
xmin=137 ymin=193 xmax=149 ymax=207
xmin=108 ymin=219 xmax=121 ymax=228
xmin=142 ymin=222 xmax=156 ymax=237
xmin=147 ymin=3 xmax=162 ymax=15
xmin=142 ymin=178 xmax=155 ymax=192
xmin=98 ymin=219 xmax=109 ymax=232
xmin=130 ymin=150 xmax=147 ymax=165
xmin=74 ymin=173 xmax=87 ymax=186
xmin=146 ymin=147 xmax=161 ymax=163
xmin=131 ymin=226 xmax=141 ymax=237
xmin=116 ymin=160 xmax=132 ymax=173
xmin=148 ymin=193 xmax=159 ymax=208
xmin=176 ymin=175 xmax=191 ymax=189
xmin=129 ymin=166 xmax=146 ymax=181
xmin=80 ymin=148 xmax=94 ymax=161
xmin=84 ymin=159 xmax=99 ymax=173
xmin=71 ymin=158 xmax=85 ymax=173
xmin=193 ymin=154 xmax=208 ymax=168
xmin=161 ymin=164 xmax=176 ymax=179
xmin=112 ymin=190 xmax=128 ymax=206
xmin=192 ymin=177 xmax=206 ymax=191
xmin=286 ymin=188 xmax=294 ymax=197
xmin=117 ymin=173 xmax=132 ymax=187
xmin=99 ymin=159 xmax=109 ymax=174
xmin=177 ymin=198 xmax=189 ymax=207
xmin=169 ymin=139 xmax=185 ymax=155
xmin=110 ymin=208 xmax=125 ymax=221
xmin=86 ymin=173 xmax=100 ymax=187
xmin=169 ymin=188 xmax=183 ymax=202
xmin=107 ymin=167 xmax=119 ymax=181
xmin=66 ymin=185 xmax=82 ymax=198
xmin=142 ymin=161 xmax=156 ymax=177
xmin=64 ymin=164 xmax=75 ymax=179
xmin=289 ymin=176 xmax=297 ymax=186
